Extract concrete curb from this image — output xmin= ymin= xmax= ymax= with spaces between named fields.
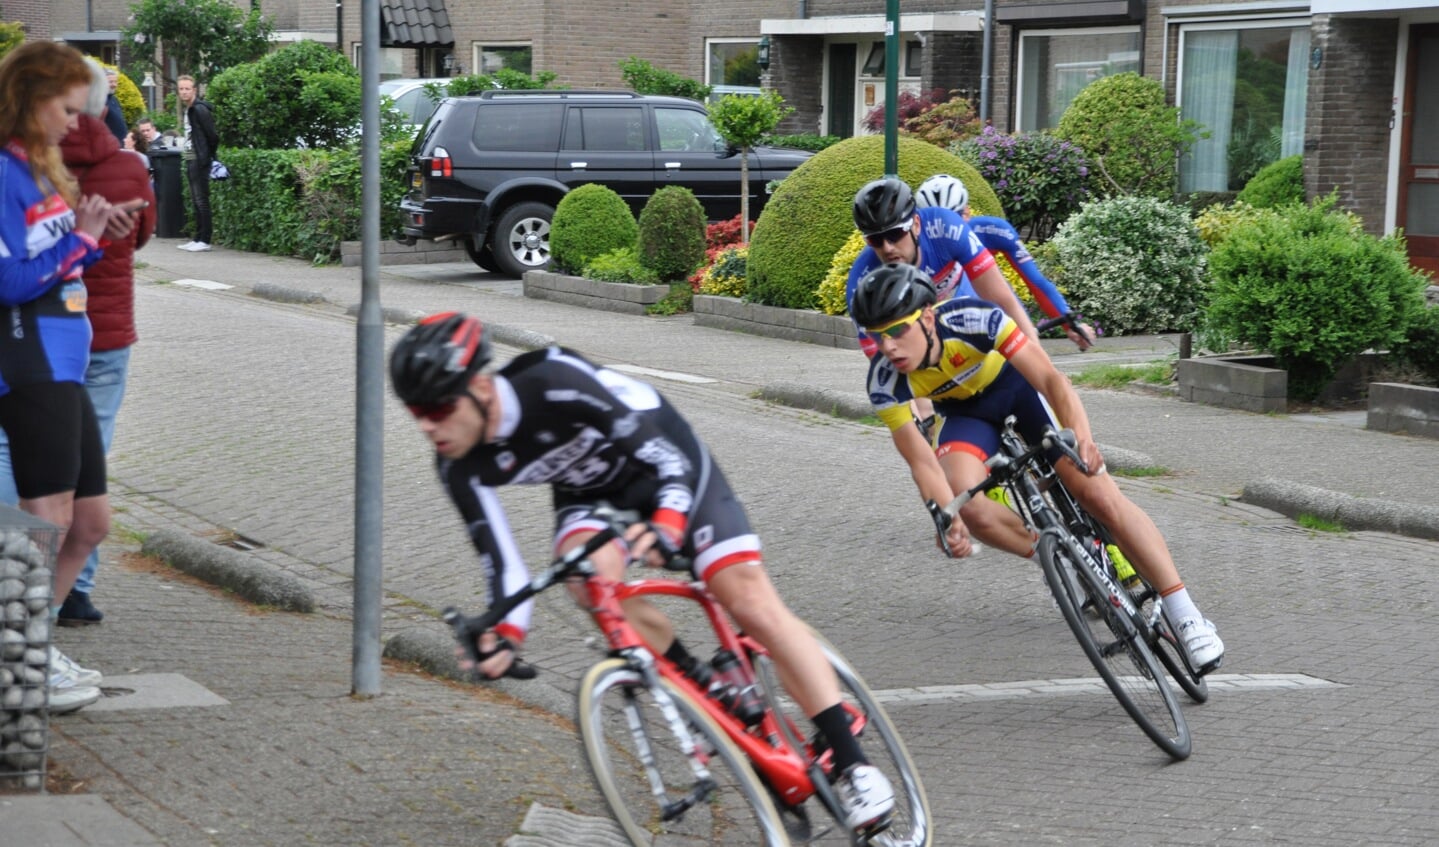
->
xmin=1241 ymin=477 xmax=1439 ymax=541
xmin=757 ymin=380 xmax=1157 ymax=472
xmin=140 ymin=530 xmax=315 ymax=612
xmin=251 ymin=282 xmax=325 ymax=305
xmin=382 ymin=626 xmax=576 ymax=718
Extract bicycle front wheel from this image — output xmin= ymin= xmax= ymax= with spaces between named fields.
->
xmin=749 ymin=630 xmax=933 ymax=846
xmin=577 ymin=658 xmax=790 ymax=846
xmin=1039 ymin=534 xmax=1191 ymax=760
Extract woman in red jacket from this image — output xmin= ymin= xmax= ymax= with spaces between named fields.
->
xmin=53 ymin=58 xmax=156 ymax=625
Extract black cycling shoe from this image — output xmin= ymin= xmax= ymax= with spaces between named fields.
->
xmin=57 ymin=590 xmax=104 ymax=626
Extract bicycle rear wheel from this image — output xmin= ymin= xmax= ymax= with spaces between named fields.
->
xmin=577 ymin=658 xmax=790 ymax=846
xmin=749 ymin=631 xmax=933 ymax=846
xmin=1038 ymin=534 xmax=1191 ymax=760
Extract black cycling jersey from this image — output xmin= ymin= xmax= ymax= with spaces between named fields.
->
xmin=438 ymin=346 xmax=757 ymax=645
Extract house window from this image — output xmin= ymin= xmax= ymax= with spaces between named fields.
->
xmin=353 ymin=46 xmax=407 ymax=81
xmin=1177 ymin=21 xmax=1310 ymax=193
xmin=1016 ymin=27 xmax=1141 ymax=131
xmin=861 ymin=41 xmax=922 ymax=78
xmin=478 ymin=44 xmax=532 ymax=76
xmin=708 ymin=39 xmax=761 ymax=96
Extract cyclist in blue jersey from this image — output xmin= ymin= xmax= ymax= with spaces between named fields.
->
xmin=915 ymin=173 xmax=1093 ymax=351
xmin=845 ymin=178 xmax=1039 ymax=359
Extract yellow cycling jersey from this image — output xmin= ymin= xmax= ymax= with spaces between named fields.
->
xmin=865 ymin=297 xmax=1030 ymax=431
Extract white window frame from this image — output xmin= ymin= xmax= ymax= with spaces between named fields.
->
xmin=706 ymin=37 xmax=763 ymax=98
xmin=472 ymin=42 xmax=533 ymax=78
xmin=1175 ymin=15 xmax=1312 ymax=193
xmin=1014 ymin=25 xmax=1142 ymax=132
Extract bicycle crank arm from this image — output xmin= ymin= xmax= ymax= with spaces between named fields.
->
xmin=660 ymin=777 xmax=716 ymax=821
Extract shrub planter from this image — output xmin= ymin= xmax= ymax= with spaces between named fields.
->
xmin=1177 ymin=352 xmax=1388 ymax=413
xmin=693 ymin=295 xmax=859 ymax=350
xmin=340 ymin=238 xmax=465 ymax=267
xmin=1367 ymin=382 xmax=1439 ymax=439
xmin=523 ymin=270 xmax=667 ymax=316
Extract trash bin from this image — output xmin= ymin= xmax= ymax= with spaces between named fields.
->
xmin=0 ymin=505 xmax=62 ymax=791
xmin=149 ymin=147 xmax=184 ymax=239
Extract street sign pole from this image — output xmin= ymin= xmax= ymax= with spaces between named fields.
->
xmin=885 ymin=0 xmax=900 ymax=177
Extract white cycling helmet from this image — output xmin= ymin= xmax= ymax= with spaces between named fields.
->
xmin=916 ymin=173 xmax=969 ymax=214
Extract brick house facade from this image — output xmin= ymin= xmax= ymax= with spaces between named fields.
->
xmin=17 ymin=0 xmax=1439 ymax=267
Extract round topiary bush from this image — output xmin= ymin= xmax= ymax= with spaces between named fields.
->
xmin=550 ymin=184 xmax=638 ymax=275
xmin=638 ymin=186 xmax=707 ymax=281
xmin=1236 ymin=155 xmax=1304 ymax=209
xmin=1047 ymin=194 xmax=1208 ymax=335
xmin=1055 ymin=72 xmax=1200 ymax=200
xmin=747 ymin=134 xmax=1002 ymax=310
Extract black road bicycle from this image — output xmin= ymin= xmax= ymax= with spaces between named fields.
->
xmin=927 ymin=417 xmax=1201 ymax=760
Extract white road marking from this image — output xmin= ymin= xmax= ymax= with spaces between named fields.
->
xmin=171 ymin=278 xmax=233 ymax=290
xmin=873 ymin=673 xmax=1344 ymax=706
xmin=607 ymin=363 xmax=715 ymax=384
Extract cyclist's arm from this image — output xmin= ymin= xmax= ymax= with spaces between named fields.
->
xmin=845 ymin=248 xmax=882 ymax=358
xmin=1003 ymin=336 xmax=1102 ymax=472
xmin=950 ymin=217 xmax=1041 ymax=345
xmin=444 ymin=463 xmax=534 ymax=648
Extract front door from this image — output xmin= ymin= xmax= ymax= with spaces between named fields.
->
xmin=1399 ymin=24 xmax=1439 ymax=275
xmin=827 ymin=43 xmax=856 ymax=138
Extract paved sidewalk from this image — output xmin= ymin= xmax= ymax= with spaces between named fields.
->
xmin=5 ymin=238 xmax=1437 ymax=845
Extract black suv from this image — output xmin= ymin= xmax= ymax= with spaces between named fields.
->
xmin=397 ymin=90 xmax=812 ymax=277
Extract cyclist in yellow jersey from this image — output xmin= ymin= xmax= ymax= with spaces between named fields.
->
xmin=854 ymin=263 xmax=1224 ymax=674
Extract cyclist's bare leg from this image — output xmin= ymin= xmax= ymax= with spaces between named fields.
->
xmin=937 ymin=449 xmax=1035 ymax=555
xmin=559 ymin=529 xmax=677 ymax=654
xmin=705 ymin=562 xmax=841 ymax=718
xmin=1054 ymin=459 xmax=1182 ymax=592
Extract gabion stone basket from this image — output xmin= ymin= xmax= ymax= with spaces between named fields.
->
xmin=0 ymin=506 xmax=62 ymax=791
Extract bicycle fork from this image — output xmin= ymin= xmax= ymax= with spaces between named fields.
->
xmin=617 ymin=651 xmax=717 ymax=822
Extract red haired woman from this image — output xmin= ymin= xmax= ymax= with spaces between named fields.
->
xmin=0 ymin=41 xmax=144 ymax=713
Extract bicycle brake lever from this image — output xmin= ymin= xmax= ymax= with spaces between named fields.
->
xmin=926 ymin=499 xmax=954 ymax=557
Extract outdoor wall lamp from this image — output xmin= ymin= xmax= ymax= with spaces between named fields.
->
xmin=757 ymin=35 xmax=771 ymax=72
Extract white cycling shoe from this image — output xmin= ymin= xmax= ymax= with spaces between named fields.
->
xmin=1175 ymin=616 xmax=1224 ymax=673
xmin=834 ymin=764 xmax=895 ymax=832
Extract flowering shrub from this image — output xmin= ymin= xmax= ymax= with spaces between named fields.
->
xmin=696 ymin=246 xmax=749 ymax=298
xmin=954 ymin=126 xmax=1090 ymax=240
xmin=1047 ymin=195 xmax=1208 ymax=335
xmin=687 ymin=215 xmax=756 ymax=291
xmin=816 ymin=231 xmax=868 ymax=316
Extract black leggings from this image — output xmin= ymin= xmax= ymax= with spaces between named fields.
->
xmin=0 ymin=381 xmax=106 ymax=499
xmin=186 ymin=158 xmax=212 ymax=244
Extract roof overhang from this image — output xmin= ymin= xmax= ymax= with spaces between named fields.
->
xmin=1312 ymin=0 xmax=1433 ymax=11
xmin=760 ymin=12 xmax=983 ymax=37
xmin=380 ymin=0 xmax=454 ymax=48
xmin=994 ymin=0 xmax=1145 ymax=26
xmin=59 ymin=31 xmax=121 ymax=42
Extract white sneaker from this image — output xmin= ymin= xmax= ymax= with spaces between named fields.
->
xmin=48 ymin=667 xmax=101 ymax=715
xmin=189 ymin=241 xmax=212 ymax=252
xmin=177 ymin=241 xmax=197 ymax=250
xmin=50 ymin=646 xmax=104 ymax=688
xmin=1175 ymin=616 xmax=1224 ymax=673
xmin=834 ymin=764 xmax=894 ymax=832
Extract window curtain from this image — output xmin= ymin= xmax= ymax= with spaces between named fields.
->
xmin=1181 ymin=30 xmax=1239 ymax=193
xmin=1281 ymin=28 xmax=1311 ymax=157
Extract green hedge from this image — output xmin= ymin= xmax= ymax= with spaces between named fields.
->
xmin=210 ymin=142 xmax=411 ymax=262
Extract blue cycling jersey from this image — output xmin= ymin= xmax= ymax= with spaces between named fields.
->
xmin=846 ymin=207 xmax=1071 ymax=356
xmin=964 ymin=215 xmax=1070 ymax=319
xmin=0 ymin=143 xmax=101 ymax=395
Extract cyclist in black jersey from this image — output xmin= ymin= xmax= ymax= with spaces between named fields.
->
xmin=390 ymin=312 xmax=897 ymax=832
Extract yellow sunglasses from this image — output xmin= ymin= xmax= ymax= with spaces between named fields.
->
xmin=865 ymin=307 xmax=924 ymax=340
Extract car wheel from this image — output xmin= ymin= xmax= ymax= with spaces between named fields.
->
xmin=463 ymin=236 xmax=499 ymax=273
xmin=490 ymin=201 xmax=553 ymax=278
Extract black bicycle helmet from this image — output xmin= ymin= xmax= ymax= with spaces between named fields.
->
xmin=389 ymin=311 xmax=492 ymax=405
xmin=850 ymin=263 xmax=938 ymax=329
xmin=852 ymin=178 xmax=916 ymax=237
